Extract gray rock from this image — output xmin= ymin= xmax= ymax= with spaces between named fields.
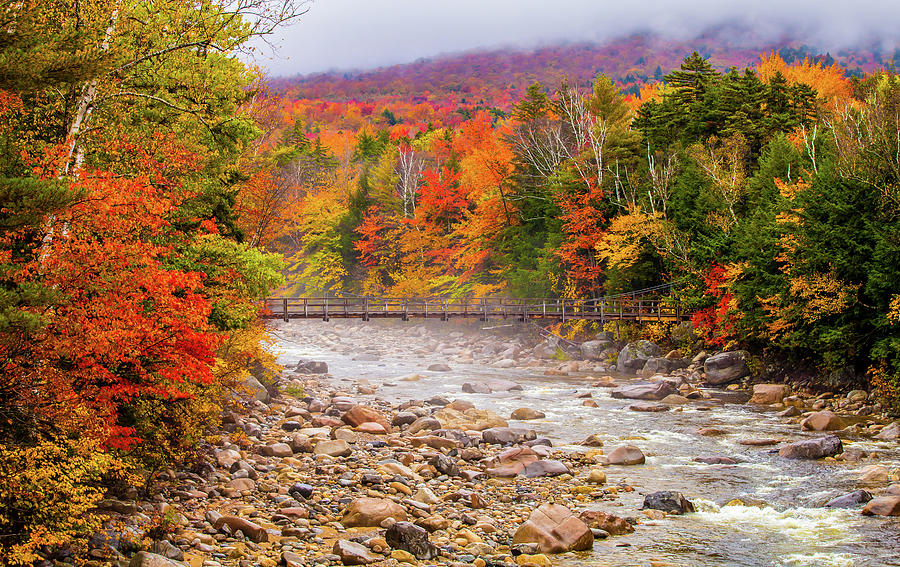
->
xmin=486 ymin=379 xmax=523 ymax=391
xmin=391 ymin=412 xmax=418 ymax=427
xmin=617 ymin=341 xmax=662 ymax=374
xmin=610 ymin=382 xmax=674 ymax=401
xmin=462 ymin=382 xmax=492 ymax=394
xmin=482 ymin=427 xmax=536 ymax=445
xmin=296 ymin=360 xmax=329 ymax=374
xmin=581 ymin=340 xmax=609 ymax=361
xmin=407 ymin=416 xmax=442 ymax=434
xmin=428 ymin=454 xmax=460 ymax=477
xmin=149 ymin=541 xmax=184 ymax=561
xmin=427 ymin=363 xmax=451 ymax=372
xmin=778 ymin=435 xmax=843 ymax=459
xmin=703 ymin=351 xmax=750 ymax=385
xmin=824 ymin=490 xmax=872 ymax=508
xmin=641 ymin=357 xmax=686 ymax=375
xmin=876 ymin=421 xmax=900 ymax=440
xmin=521 ymin=460 xmax=570 ymax=478
xmin=385 ymin=521 xmax=439 ymax=560
xmin=241 ymin=374 xmax=269 ymax=403
xmin=642 ymin=491 xmax=694 ymax=514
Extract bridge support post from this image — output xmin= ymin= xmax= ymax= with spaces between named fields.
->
xmin=283 ymin=298 xmax=288 ymax=322
xmin=363 ymin=297 xmax=369 ymax=321
xmin=324 ymin=298 xmax=329 ymax=322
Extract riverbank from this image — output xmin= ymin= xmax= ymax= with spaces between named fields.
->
xmin=86 ymin=319 xmax=899 ymax=567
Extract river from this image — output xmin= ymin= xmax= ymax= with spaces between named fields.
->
xmin=271 ymin=318 xmax=900 ymax=567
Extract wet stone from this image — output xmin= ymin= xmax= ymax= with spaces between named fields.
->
xmin=642 ymin=491 xmax=695 ymax=514
xmin=385 ymin=521 xmax=440 ymax=560
xmin=778 ymin=435 xmax=843 ymax=459
xmin=824 ymin=490 xmax=872 ymax=508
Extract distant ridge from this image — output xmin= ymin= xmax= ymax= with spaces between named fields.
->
xmin=270 ymin=28 xmax=896 ymax=106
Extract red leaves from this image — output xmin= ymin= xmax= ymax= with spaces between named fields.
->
xmin=691 ymin=264 xmax=738 ymax=348
xmin=355 ymin=206 xmax=388 ymax=267
xmin=11 ymin=169 xmax=221 ymax=448
xmin=415 ymin=167 xmax=468 ymax=225
xmin=555 ymin=181 xmax=606 ymax=295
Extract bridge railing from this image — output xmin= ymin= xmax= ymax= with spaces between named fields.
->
xmin=261 ymin=294 xmax=684 ymax=322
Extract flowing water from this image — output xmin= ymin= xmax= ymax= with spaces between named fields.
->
xmin=271 ymin=319 xmax=900 ymax=567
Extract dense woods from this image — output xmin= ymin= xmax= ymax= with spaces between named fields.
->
xmin=0 ymin=0 xmax=301 ymax=560
xmin=2 ymin=0 xmax=900 ymax=561
xmin=251 ymin=53 xmax=900 ymax=405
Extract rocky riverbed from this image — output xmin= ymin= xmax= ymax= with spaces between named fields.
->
xmin=94 ymin=319 xmax=899 ymax=567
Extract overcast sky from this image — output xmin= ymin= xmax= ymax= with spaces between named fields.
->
xmin=249 ymin=0 xmax=900 ymax=76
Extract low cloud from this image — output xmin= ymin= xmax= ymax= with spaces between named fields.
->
xmin=250 ymin=0 xmax=900 ymax=76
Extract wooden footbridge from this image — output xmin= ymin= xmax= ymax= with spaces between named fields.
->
xmin=262 ymin=284 xmax=687 ymax=324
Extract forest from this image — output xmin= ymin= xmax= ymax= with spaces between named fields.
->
xmin=250 ymin=52 xmax=900 ymax=403
xmin=1 ymin=0 xmax=899 ymax=562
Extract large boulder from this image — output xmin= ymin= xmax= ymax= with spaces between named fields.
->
xmin=342 ymin=498 xmax=408 ymax=527
xmin=512 ymin=503 xmax=594 ymax=554
xmin=641 ymin=357 xmax=685 ymax=376
xmin=296 ymin=360 xmax=329 ymax=374
xmin=434 ymin=407 xmax=507 ymax=431
xmin=241 ymin=374 xmax=270 ymax=403
xmin=861 ymin=496 xmax=900 ymax=516
xmin=824 ymin=490 xmax=872 ymax=508
xmin=606 ymin=445 xmax=645 ymax=465
xmin=462 ymin=382 xmax=492 ymax=394
xmin=511 ymin=408 xmax=546 ymax=420
xmin=385 ymin=521 xmax=439 ymax=560
xmin=617 ymin=341 xmax=662 ymax=374
xmin=642 ymin=491 xmax=694 ymax=514
xmin=482 ymin=427 xmax=537 ymax=445
xmin=521 ymin=460 xmax=570 ymax=478
xmin=342 ymin=405 xmax=391 ymax=432
xmin=333 ymin=540 xmax=377 ymax=565
xmin=577 ymin=510 xmax=634 ymax=536
xmin=800 ymin=410 xmax=847 ymax=432
xmin=749 ymin=384 xmax=790 ymax=405
xmin=212 ymin=516 xmax=268 ymax=542
xmin=875 ymin=422 xmax=900 ymax=440
xmin=314 ymin=439 xmax=352 ymax=458
xmin=778 ymin=436 xmax=843 ymax=459
xmin=703 ymin=351 xmax=750 ymax=385
xmin=581 ymin=340 xmax=611 ymax=361
xmin=610 ymin=382 xmax=674 ymax=401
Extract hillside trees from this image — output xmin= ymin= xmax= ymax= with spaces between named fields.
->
xmin=268 ymin=52 xmax=900 ymax=405
xmin=0 ymin=0 xmax=300 ymax=560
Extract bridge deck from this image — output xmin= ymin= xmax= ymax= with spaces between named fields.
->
xmin=261 ymin=296 xmax=686 ymax=323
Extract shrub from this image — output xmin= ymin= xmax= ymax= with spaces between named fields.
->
xmin=0 ymin=436 xmax=129 ymax=564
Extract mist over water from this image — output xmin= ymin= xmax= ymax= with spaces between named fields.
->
xmin=252 ymin=0 xmax=900 ymax=75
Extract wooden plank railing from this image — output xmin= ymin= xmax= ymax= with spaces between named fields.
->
xmin=260 ymin=295 xmax=686 ymax=324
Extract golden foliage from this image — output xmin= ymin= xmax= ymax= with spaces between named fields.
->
xmin=0 ymin=437 xmax=132 ymax=564
xmin=757 ymin=52 xmax=853 ymax=106
xmin=889 ymin=295 xmax=900 ymax=325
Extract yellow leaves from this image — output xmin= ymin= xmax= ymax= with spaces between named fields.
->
xmin=789 ymin=273 xmax=859 ymax=324
xmin=596 ymin=209 xmax=649 ymax=270
xmin=756 ymin=52 xmax=853 ymax=106
xmin=596 ymin=207 xmax=691 ymax=271
xmin=759 ymin=271 xmax=858 ymax=340
xmin=0 ymin=436 xmax=127 ymax=563
xmin=888 ymin=295 xmax=900 ymax=325
xmin=774 ymin=176 xmax=811 ymax=200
